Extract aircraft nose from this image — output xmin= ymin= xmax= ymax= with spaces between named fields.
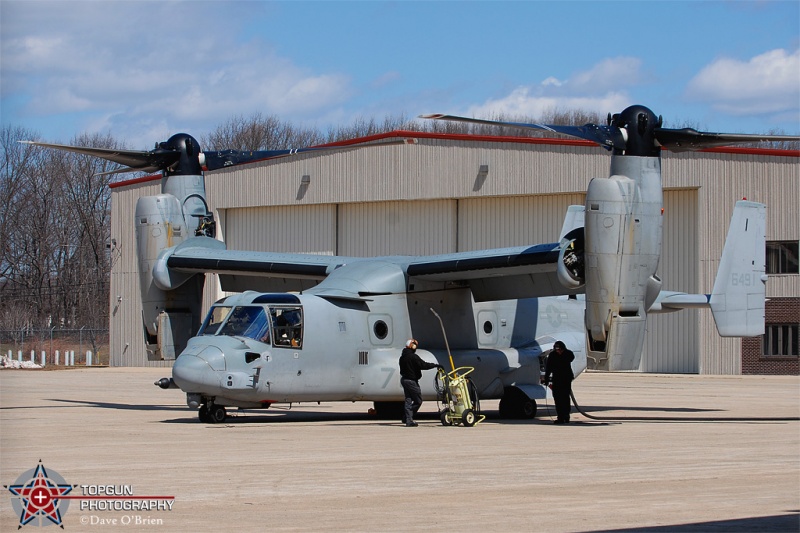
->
xmin=172 ymin=354 xmax=218 ymax=392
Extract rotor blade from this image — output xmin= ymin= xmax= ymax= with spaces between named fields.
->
xmin=419 ymin=114 xmax=626 ymax=150
xmin=654 ymin=128 xmax=800 ymax=152
xmin=19 ymin=140 xmax=178 ymax=173
xmin=202 ymin=137 xmax=417 ymax=171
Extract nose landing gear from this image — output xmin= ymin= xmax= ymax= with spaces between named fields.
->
xmin=198 ymin=402 xmax=227 ymax=423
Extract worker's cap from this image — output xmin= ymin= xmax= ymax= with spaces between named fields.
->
xmin=406 ymin=339 xmax=418 ymax=348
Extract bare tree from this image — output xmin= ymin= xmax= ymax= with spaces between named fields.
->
xmin=202 ymin=113 xmax=326 ymax=151
xmin=0 ymin=127 xmax=63 ymax=328
xmin=0 ymin=127 xmax=121 ymax=329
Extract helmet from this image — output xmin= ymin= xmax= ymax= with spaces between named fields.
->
xmin=406 ymin=339 xmax=418 ymax=348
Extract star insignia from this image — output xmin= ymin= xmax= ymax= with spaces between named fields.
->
xmin=6 ymin=460 xmax=74 ymax=529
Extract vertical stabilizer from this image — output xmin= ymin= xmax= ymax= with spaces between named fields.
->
xmin=710 ymin=200 xmax=767 ymax=337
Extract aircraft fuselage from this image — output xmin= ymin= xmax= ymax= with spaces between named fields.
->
xmin=171 ymin=290 xmax=587 ymax=411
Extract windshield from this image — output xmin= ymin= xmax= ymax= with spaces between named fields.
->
xmin=217 ymin=306 xmax=271 ymax=343
xmin=198 ymin=306 xmax=232 ymax=335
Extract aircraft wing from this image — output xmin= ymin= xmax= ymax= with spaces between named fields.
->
xmin=160 ymin=237 xmax=349 ymax=293
xmin=405 ymin=242 xmax=572 ymax=301
xmin=158 ymin=237 xmax=573 ymax=301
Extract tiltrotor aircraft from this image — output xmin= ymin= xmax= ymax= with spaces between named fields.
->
xmin=25 ymin=105 xmax=798 ymax=423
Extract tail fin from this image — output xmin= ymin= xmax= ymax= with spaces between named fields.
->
xmin=652 ymin=200 xmax=766 ymax=337
xmin=709 ymin=200 xmax=767 ymax=336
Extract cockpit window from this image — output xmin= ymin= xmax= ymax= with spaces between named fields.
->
xmin=199 ymin=306 xmax=232 ymax=336
xmin=217 ymin=306 xmax=271 ymax=343
xmin=271 ymin=307 xmax=303 ymax=348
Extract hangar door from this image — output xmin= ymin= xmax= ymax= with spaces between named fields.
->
xmin=640 ymin=189 xmax=699 ymax=373
xmin=338 ymin=200 xmax=457 ymax=256
xmin=223 ymin=205 xmax=337 ymax=254
xmin=458 ymin=194 xmax=586 ymax=250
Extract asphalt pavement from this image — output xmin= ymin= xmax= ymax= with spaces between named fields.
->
xmin=1 ymin=368 xmax=798 ymax=532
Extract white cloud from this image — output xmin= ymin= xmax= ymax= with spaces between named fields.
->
xmin=1 ymin=1 xmax=354 ymax=146
xmin=686 ymin=48 xmax=800 ymax=117
xmin=464 ymin=57 xmax=642 ymax=119
xmin=567 ymin=57 xmax=645 ymax=94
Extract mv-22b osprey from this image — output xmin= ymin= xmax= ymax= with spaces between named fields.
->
xmin=26 ymin=105 xmax=797 ymax=423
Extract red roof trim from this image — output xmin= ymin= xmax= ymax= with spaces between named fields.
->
xmin=317 ymin=130 xmax=597 ymax=148
xmin=109 ymin=173 xmax=161 ymax=189
xmin=109 ymin=130 xmax=800 ymax=189
xmin=697 ymin=146 xmax=800 ymax=158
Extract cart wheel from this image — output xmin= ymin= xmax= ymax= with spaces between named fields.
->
xmin=462 ymin=409 xmax=476 ymax=427
xmin=440 ymin=408 xmax=453 ymax=426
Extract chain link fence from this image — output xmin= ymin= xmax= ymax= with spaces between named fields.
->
xmin=0 ymin=328 xmax=109 ymax=366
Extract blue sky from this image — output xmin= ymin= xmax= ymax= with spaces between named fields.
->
xmin=2 ymin=0 xmax=798 ymax=149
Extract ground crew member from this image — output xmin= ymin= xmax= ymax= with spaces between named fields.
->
xmin=399 ymin=339 xmax=440 ymax=427
xmin=544 ymin=340 xmax=575 ymax=424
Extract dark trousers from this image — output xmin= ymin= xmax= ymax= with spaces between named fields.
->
xmin=552 ymin=382 xmax=572 ymax=422
xmin=401 ymin=378 xmax=423 ymax=423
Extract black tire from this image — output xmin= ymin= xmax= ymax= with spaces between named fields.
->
xmin=520 ymin=397 xmax=537 ymax=419
xmin=462 ymin=409 xmax=476 ymax=427
xmin=440 ymin=408 xmax=453 ymax=426
xmin=499 ymin=387 xmax=538 ymax=419
xmin=209 ymin=405 xmax=226 ymax=423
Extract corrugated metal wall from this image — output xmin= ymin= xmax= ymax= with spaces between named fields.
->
xmin=111 ymin=139 xmax=798 ymax=372
xmin=641 ymin=189 xmax=699 ymax=373
xmin=662 ymin=150 xmax=799 ymax=373
xmin=338 ymin=200 xmax=456 ymax=256
xmin=458 ymin=195 xmax=586 ymax=250
xmin=225 ymin=205 xmax=337 ymax=254
xmin=108 ymin=179 xmax=171 ymax=367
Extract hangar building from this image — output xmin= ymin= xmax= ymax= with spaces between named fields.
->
xmin=109 ymin=132 xmax=799 ymax=374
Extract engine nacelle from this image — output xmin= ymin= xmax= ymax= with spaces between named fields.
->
xmin=135 ymin=193 xmax=204 ymax=360
xmin=583 ymin=156 xmax=663 ymax=371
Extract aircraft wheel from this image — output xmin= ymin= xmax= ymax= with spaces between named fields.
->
xmin=462 ymin=409 xmax=476 ymax=427
xmin=499 ymin=387 xmax=537 ymax=419
xmin=198 ymin=405 xmax=210 ymax=423
xmin=440 ymin=408 xmax=453 ymax=426
xmin=520 ymin=397 xmax=537 ymax=419
xmin=208 ymin=405 xmax=226 ymax=424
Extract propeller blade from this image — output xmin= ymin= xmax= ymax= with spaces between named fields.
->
xmin=202 ymin=137 xmax=417 ymax=171
xmin=19 ymin=140 xmax=179 ymax=174
xmin=654 ymin=128 xmax=800 ymax=152
xmin=419 ymin=114 xmax=626 ymax=151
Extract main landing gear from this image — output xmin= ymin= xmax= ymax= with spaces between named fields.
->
xmin=198 ymin=402 xmax=227 ymax=423
xmin=498 ymin=386 xmax=537 ymax=420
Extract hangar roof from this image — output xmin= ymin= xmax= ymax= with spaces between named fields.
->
xmin=109 ymin=130 xmax=798 ymax=190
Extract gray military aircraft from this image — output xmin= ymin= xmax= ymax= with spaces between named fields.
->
xmin=25 ymin=105 xmax=797 ymax=423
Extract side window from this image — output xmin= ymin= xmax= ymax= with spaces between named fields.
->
xmin=763 ymin=324 xmax=799 ymax=357
xmin=270 ymin=307 xmax=303 ymax=348
xmin=766 ymin=241 xmax=799 ymax=274
xmin=199 ymin=306 xmax=232 ymax=335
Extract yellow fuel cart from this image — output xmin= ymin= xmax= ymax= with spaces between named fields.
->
xmin=436 ymin=366 xmax=485 ymax=427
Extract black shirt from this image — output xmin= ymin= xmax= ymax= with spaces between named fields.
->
xmin=544 ymin=348 xmax=575 ymax=385
xmin=399 ymin=348 xmax=438 ymax=380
